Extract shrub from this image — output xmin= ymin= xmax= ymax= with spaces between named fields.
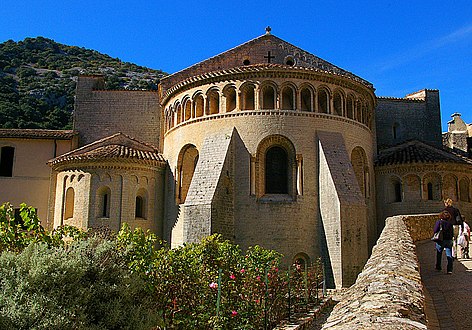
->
xmin=0 ymin=238 xmax=158 ymax=330
xmin=0 ymin=202 xmax=86 ymax=253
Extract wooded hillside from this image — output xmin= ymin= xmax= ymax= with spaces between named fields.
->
xmin=0 ymin=37 xmax=166 ymax=129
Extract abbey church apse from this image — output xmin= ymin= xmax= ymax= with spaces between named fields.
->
xmin=2 ymin=30 xmax=472 ymax=288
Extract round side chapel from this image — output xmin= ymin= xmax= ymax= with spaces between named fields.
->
xmin=45 ymin=29 xmax=469 ymax=288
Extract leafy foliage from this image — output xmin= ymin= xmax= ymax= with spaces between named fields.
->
xmin=0 ymin=202 xmax=87 ymax=253
xmin=116 ymin=229 xmax=325 ymax=329
xmin=0 ymin=37 xmax=166 ymax=129
xmin=0 ymin=203 xmax=325 ymax=329
xmin=0 ymin=239 xmax=158 ymax=330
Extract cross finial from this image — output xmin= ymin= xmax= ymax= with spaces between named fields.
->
xmin=265 ymin=26 xmax=272 ymax=35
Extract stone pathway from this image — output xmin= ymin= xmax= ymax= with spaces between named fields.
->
xmin=415 ymin=240 xmax=472 ymax=330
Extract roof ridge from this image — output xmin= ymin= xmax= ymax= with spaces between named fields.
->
xmin=48 ymin=132 xmax=160 ymax=164
xmin=376 ymin=140 xmax=472 ymax=166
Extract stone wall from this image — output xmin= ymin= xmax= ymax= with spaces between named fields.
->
xmin=318 ymin=131 xmax=368 ymax=288
xmin=74 ymin=76 xmax=161 ymax=148
xmin=180 ymin=129 xmax=234 ymax=243
xmin=403 ymin=213 xmax=438 ymax=242
xmin=322 ymin=215 xmax=428 ymax=330
xmin=375 ymin=89 xmax=441 ymax=150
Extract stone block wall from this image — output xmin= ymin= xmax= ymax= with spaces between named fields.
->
xmin=318 ymin=131 xmax=368 ymax=288
xmin=403 ymin=213 xmax=438 ymax=242
xmin=322 ymin=215 xmax=429 ymax=330
xmin=376 ymin=90 xmax=441 ymax=150
xmin=52 ymin=166 xmax=165 ymax=237
xmin=74 ymin=76 xmax=161 ymax=148
xmin=181 ymin=129 xmax=234 ymax=243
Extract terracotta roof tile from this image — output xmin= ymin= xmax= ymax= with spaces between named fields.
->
xmin=376 ymin=140 xmax=472 ymax=166
xmin=49 ymin=132 xmax=166 ymax=167
xmin=0 ymin=129 xmax=76 ymax=140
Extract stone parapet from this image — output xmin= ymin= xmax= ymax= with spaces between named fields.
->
xmin=322 ymin=215 xmax=428 ymax=329
xmin=403 ymin=213 xmax=438 ymax=242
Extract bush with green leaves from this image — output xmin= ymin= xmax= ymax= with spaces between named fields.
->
xmin=0 ymin=202 xmax=86 ymax=252
xmin=0 ymin=238 xmax=158 ymax=330
xmin=116 ymin=228 xmax=324 ymax=329
xmin=0 ymin=203 xmax=325 ymax=329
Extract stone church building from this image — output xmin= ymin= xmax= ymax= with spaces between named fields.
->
xmin=1 ymin=30 xmax=472 ymax=288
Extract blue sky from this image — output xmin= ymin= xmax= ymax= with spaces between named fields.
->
xmin=1 ymin=0 xmax=472 ymax=131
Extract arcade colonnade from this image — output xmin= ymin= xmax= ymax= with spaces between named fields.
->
xmin=163 ymin=79 xmax=373 ymax=132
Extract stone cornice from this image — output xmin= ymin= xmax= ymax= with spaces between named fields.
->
xmin=51 ymin=159 xmax=167 ymax=173
xmin=164 ymin=109 xmax=372 ymax=137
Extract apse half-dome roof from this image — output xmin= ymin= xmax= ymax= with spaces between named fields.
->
xmin=48 ymin=132 xmax=166 ymax=168
xmin=375 ymin=140 xmax=472 ymax=166
xmin=159 ymin=32 xmax=372 ymax=95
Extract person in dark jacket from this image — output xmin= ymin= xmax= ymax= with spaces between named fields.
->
xmin=434 ymin=210 xmax=454 ymax=273
xmin=443 ymin=198 xmax=464 ymax=258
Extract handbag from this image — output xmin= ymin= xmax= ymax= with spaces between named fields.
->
xmin=432 ymin=223 xmax=443 ymax=242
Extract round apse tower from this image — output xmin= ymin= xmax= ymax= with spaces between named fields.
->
xmin=160 ymin=31 xmax=376 ymax=288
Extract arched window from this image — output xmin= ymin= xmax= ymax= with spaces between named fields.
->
xmin=177 ymin=145 xmax=199 ymax=203
xmin=333 ymin=92 xmax=343 ymax=116
xmin=281 ymin=86 xmax=295 ymax=110
xmin=317 ymin=89 xmax=329 ymax=114
xmin=256 ymin=135 xmax=296 ymax=199
xmin=207 ymin=89 xmax=219 ymax=115
xmin=346 ymin=95 xmax=354 ymax=119
xmin=427 ymin=182 xmax=434 ymax=200
xmin=194 ymin=94 xmax=204 ymax=118
xmin=184 ymin=99 xmax=192 ymax=121
xmin=265 ymin=146 xmax=288 ymax=194
xmin=293 ymin=253 xmax=311 ymax=270
xmin=300 ymin=87 xmax=313 ymax=111
xmin=261 ymin=85 xmax=276 ymax=110
xmin=423 ymin=173 xmax=441 ymax=201
xmin=64 ymin=187 xmax=74 ymax=219
xmin=224 ymin=86 xmax=237 ymax=112
xmin=135 ymin=196 xmax=144 ymax=218
xmin=176 ymin=104 xmax=182 ymax=124
xmin=394 ymin=181 xmax=402 ymax=202
xmin=393 ymin=123 xmax=399 ymax=140
xmin=97 ymin=186 xmax=111 ymax=218
xmin=0 ymin=146 xmax=14 ymax=177
xmin=355 ymin=99 xmax=362 ymax=122
xmin=388 ymin=176 xmax=402 ymax=203
xmin=241 ymin=84 xmax=255 ymax=110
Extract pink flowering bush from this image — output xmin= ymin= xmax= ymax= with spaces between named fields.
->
xmin=1 ymin=204 xmax=325 ymax=330
xmin=114 ymin=231 xmax=325 ymax=329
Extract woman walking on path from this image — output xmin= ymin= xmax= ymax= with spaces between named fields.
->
xmin=434 ymin=210 xmax=455 ymax=274
xmin=443 ymin=198 xmax=464 ymax=258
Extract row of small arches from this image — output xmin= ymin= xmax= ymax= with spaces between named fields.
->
xmin=388 ymin=173 xmax=472 ymax=203
xmin=63 ymin=184 xmax=149 ymax=220
xmin=164 ymin=82 xmax=373 ymax=132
